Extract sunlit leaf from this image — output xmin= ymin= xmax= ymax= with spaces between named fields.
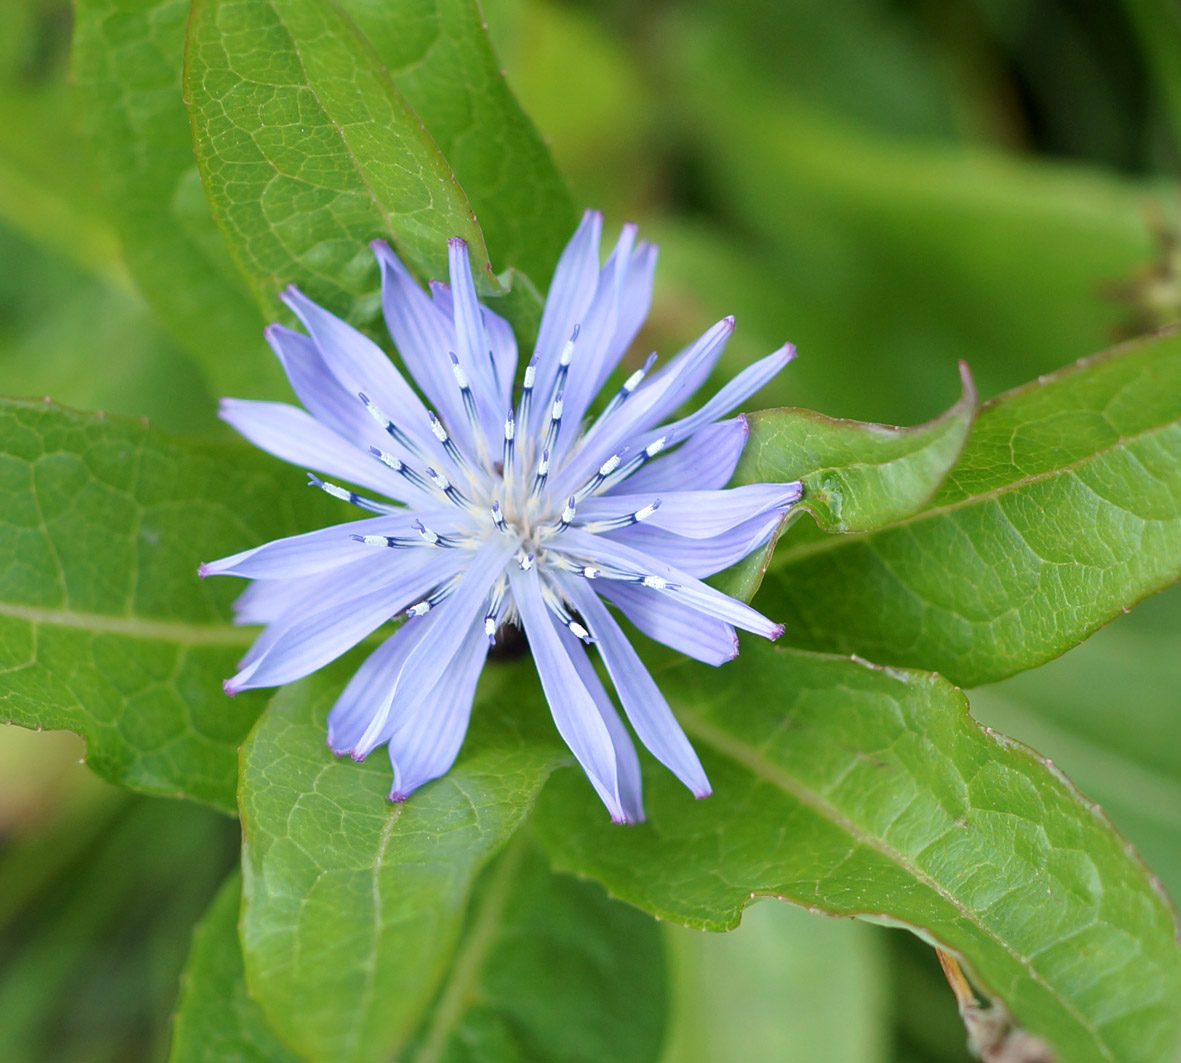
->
xmin=535 ymin=641 xmax=1181 ymax=1063
xmin=759 ymin=327 xmax=1181 ymax=686
xmin=0 ymin=399 xmax=338 ymax=812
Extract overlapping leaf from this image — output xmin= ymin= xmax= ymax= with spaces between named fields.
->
xmin=758 ymin=327 xmax=1181 ymax=687
xmin=237 ymin=669 xmax=566 ymax=1063
xmin=184 ymin=0 xmax=490 ymax=328
xmin=336 ymin=0 xmax=575 ymax=288
xmin=533 ymin=640 xmax=1181 ymax=1063
xmin=73 ymin=0 xmax=280 ymax=397
xmin=716 ymin=362 xmax=976 ymax=599
xmin=0 ymin=399 xmax=338 ymax=811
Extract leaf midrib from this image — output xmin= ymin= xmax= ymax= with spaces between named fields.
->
xmin=772 ymin=414 xmax=1181 ymax=567
xmin=0 ymin=600 xmax=252 ymax=646
xmin=679 ymin=710 xmax=1116 ymax=1062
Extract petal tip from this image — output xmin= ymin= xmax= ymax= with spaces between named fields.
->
xmin=222 ymin=677 xmax=241 ymax=698
xmin=197 ymin=562 xmax=210 ymax=578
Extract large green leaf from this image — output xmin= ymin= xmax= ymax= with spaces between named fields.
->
xmin=337 ymin=0 xmax=575 ymax=287
xmin=171 ymin=870 xmax=299 ymax=1063
xmin=238 ymin=668 xmax=566 ymax=1063
xmin=759 ymin=327 xmax=1181 ymax=687
xmin=184 ymin=0 xmax=491 ymax=331
xmin=534 ymin=641 xmax=1181 ymax=1063
xmin=73 ymin=0 xmax=281 ymax=398
xmin=0 ymin=398 xmax=338 ymax=811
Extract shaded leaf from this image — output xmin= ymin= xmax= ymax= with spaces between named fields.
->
xmin=73 ymin=0 xmax=281 ymax=397
xmin=238 ymin=669 xmax=564 ymax=1063
xmin=0 ymin=398 xmax=339 ymax=812
xmin=337 ymin=0 xmax=575 ymax=287
xmin=184 ymin=0 xmax=491 ymax=333
xmin=534 ymin=641 xmax=1181 ymax=1063
xmin=760 ymin=327 xmax=1181 ymax=687
xmin=171 ymin=870 xmax=299 ymax=1063
xmin=406 ymin=841 xmax=666 ymax=1063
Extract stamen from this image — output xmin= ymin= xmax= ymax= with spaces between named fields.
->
xmin=598 ymin=352 xmax=657 ymax=421
xmin=596 ymin=435 xmax=671 ymax=494
xmin=573 ymin=450 xmax=626 ymax=502
xmin=350 ymin=533 xmax=418 ymax=549
xmin=448 ymin=351 xmax=481 ymax=430
xmin=548 ymin=495 xmax=577 ymax=534
xmin=426 ymin=466 xmax=471 ymax=508
xmin=530 ymin=449 xmax=551 ymax=497
xmin=484 ymin=576 xmax=509 ymax=645
xmin=502 ymin=408 xmax=516 ymax=480
xmin=518 ymin=551 xmax=536 ymax=571
xmin=517 ymin=355 xmax=538 ymax=434
xmin=580 ymin=498 xmax=662 ymax=534
xmin=542 ymin=584 xmax=595 ymax=645
xmin=359 ymin=392 xmax=421 ymax=457
xmin=413 ymin=519 xmax=462 ymax=548
xmin=404 ymin=576 xmax=460 ymax=618
xmin=307 ymin=473 xmax=394 ymax=514
xmin=368 ymin=446 xmax=433 ymax=494
xmin=427 ymin=410 xmax=472 ymax=473
xmin=541 ymin=390 xmax=564 ymax=460
xmin=491 ymin=501 xmax=509 ymax=532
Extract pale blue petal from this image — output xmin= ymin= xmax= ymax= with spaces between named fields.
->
xmin=202 ymin=513 xmax=447 ymax=580
xmin=281 ymin=285 xmax=439 ymax=456
xmin=558 ymin=528 xmax=783 ymax=639
xmin=531 ymin=210 xmax=603 ymax=430
xmin=218 ymin=399 xmax=407 ymax=499
xmin=264 ymin=324 xmax=387 ymax=453
xmin=509 ymin=563 xmax=626 ymax=822
xmin=388 ymin=614 xmax=488 ymax=800
xmin=606 ymin=510 xmax=786 ymax=578
xmin=581 ymin=482 xmax=801 ymax=539
xmin=326 ymin=610 xmax=442 ymax=755
xmin=598 ymin=581 xmax=739 ymax=666
xmin=448 ymin=239 xmax=508 ymax=440
xmin=350 ymin=534 xmax=519 ymax=757
xmin=564 ymin=578 xmax=709 ymax=798
xmin=227 ymin=550 xmax=467 ymax=693
xmin=618 ymin=416 xmax=748 ymax=495
xmin=370 ymin=241 xmax=470 ymax=443
xmin=592 ymin=241 xmax=657 ymax=397
xmin=557 ymin=618 xmax=644 ymax=823
xmin=551 ymin=317 xmax=735 ymax=497
xmin=634 ymin=344 xmax=795 ymax=454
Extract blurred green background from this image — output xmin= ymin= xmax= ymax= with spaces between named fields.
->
xmin=2 ymin=0 xmax=1179 ymax=1059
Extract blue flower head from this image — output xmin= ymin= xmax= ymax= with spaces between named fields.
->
xmin=201 ymin=212 xmax=801 ymax=822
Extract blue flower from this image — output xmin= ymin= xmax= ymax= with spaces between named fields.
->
xmin=201 ymin=212 xmax=801 ymax=822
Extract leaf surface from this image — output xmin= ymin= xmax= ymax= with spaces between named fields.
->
xmin=759 ymin=328 xmax=1181 ymax=686
xmin=337 ymin=0 xmax=575 ymax=287
xmin=73 ymin=0 xmax=280 ymax=397
xmin=238 ymin=669 xmax=566 ymax=1063
xmin=171 ymin=870 xmax=300 ymax=1063
xmin=534 ymin=641 xmax=1181 ymax=1063
xmin=716 ymin=362 xmax=976 ymax=599
xmin=0 ymin=398 xmax=338 ymax=811
xmin=183 ymin=0 xmax=490 ymax=330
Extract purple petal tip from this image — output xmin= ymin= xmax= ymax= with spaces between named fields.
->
xmin=448 ymin=237 xmax=467 ymax=250
xmin=770 ymin=623 xmax=786 ymax=641
xmin=694 ymin=788 xmax=713 ymax=801
xmin=222 ymin=678 xmax=240 ymax=698
xmin=197 ymin=562 xmax=210 ymax=578
xmin=389 ymin=790 xmax=409 ymax=803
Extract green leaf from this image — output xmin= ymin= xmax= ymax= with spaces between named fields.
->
xmin=970 ymin=583 xmax=1181 ymax=904
xmin=534 ymin=641 xmax=1181 ymax=1063
xmin=184 ymin=0 xmax=492 ymax=333
xmin=713 ymin=361 xmax=976 ymax=600
xmin=406 ymin=841 xmax=666 ymax=1063
xmin=336 ymin=0 xmax=575 ymax=287
xmin=741 ymin=362 xmax=977 ymax=534
xmin=238 ymin=668 xmax=564 ymax=1063
xmin=759 ymin=327 xmax=1181 ymax=687
xmin=73 ymin=0 xmax=282 ymax=398
xmin=172 ymin=870 xmax=299 ymax=1063
xmin=0 ymin=398 xmax=339 ymax=812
